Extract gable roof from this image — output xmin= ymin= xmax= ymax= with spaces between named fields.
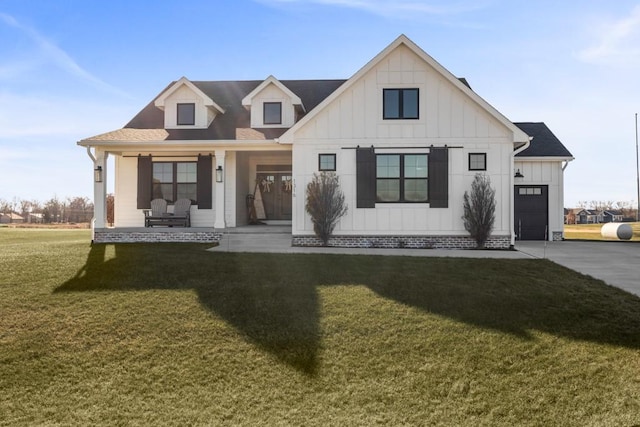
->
xmin=107 ymin=79 xmax=346 ymax=142
xmin=241 ymin=75 xmax=304 ymax=111
xmin=514 ymin=122 xmax=573 ymax=158
xmin=154 ymin=76 xmax=225 ymax=114
xmin=279 ymin=34 xmax=530 ymax=144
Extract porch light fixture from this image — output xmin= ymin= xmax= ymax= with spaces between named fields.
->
xmin=514 ymin=169 xmax=524 ymax=178
xmin=94 ymin=165 xmax=103 ymax=183
xmin=216 ymin=165 xmax=223 ymax=183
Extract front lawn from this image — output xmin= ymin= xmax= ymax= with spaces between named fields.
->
xmin=1 ymin=229 xmax=640 ymax=425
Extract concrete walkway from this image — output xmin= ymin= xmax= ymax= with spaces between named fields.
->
xmin=208 ymin=226 xmax=529 ymax=258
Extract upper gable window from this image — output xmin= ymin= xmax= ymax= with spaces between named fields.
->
xmin=263 ymin=102 xmax=282 ymax=125
xmin=383 ymin=88 xmax=419 ymax=120
xmin=177 ymin=103 xmax=195 ymax=126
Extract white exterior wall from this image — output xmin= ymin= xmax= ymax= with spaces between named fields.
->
xmin=514 ymin=159 xmax=566 ymax=240
xmin=249 ymin=84 xmax=296 ymax=128
xmin=291 ymin=44 xmax=515 ymax=238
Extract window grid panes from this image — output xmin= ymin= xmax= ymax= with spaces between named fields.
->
xmin=376 ymin=154 xmax=428 ymax=203
xmin=383 ymin=88 xmax=419 ymax=120
xmin=152 ymin=162 xmax=197 ymax=204
xmin=319 ymin=154 xmax=336 ymax=171
xmin=519 ymin=187 xmax=542 ymax=196
xmin=469 ymin=153 xmax=486 ymax=171
xmin=177 ymin=103 xmax=195 ymax=125
xmin=264 ymin=102 xmax=282 ymax=125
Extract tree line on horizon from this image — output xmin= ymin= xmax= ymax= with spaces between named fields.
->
xmin=0 ymin=195 xmax=100 ymax=224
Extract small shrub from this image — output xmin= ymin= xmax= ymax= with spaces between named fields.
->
xmin=305 ymin=172 xmax=348 ymax=246
xmin=462 ymin=174 xmax=496 ymax=248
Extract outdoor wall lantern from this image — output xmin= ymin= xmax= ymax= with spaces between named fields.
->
xmin=216 ymin=165 xmax=223 ymax=183
xmin=514 ymin=169 xmax=524 ymax=178
xmin=94 ymin=165 xmax=103 ymax=183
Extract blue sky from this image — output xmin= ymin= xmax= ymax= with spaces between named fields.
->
xmin=1 ymin=0 xmax=640 ymax=207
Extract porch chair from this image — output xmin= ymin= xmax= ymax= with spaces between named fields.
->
xmin=144 ymin=198 xmax=168 ymax=227
xmin=171 ymin=198 xmax=192 ymax=227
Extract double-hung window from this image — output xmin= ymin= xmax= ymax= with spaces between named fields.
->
xmin=376 ymin=154 xmax=428 ymax=202
xmin=152 ymin=162 xmax=197 ymax=203
xmin=383 ymin=88 xmax=419 ymax=119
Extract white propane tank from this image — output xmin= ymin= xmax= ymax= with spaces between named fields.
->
xmin=600 ymin=223 xmax=633 ymax=240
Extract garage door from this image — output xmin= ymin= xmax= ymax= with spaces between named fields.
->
xmin=514 ymin=185 xmax=548 ymax=240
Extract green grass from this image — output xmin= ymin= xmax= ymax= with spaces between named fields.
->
xmin=2 ymin=229 xmax=640 ymax=426
xmin=565 ymin=222 xmax=640 ymax=241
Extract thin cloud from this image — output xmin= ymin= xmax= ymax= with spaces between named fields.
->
xmin=259 ymin=0 xmax=489 ymax=17
xmin=578 ymin=5 xmax=640 ymax=66
xmin=0 ymin=12 xmax=131 ymax=98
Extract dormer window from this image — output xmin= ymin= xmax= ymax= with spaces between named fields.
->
xmin=264 ymin=102 xmax=282 ymax=125
xmin=177 ymin=103 xmax=195 ymax=126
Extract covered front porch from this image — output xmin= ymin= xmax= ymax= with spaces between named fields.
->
xmin=85 ymin=143 xmax=293 ymax=240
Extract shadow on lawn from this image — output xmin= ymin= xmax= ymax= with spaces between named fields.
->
xmin=56 ymin=244 xmax=321 ymax=375
xmin=56 ymin=244 xmax=640 ymax=374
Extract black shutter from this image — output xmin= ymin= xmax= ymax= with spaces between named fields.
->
xmin=137 ymin=155 xmax=152 ymax=209
xmin=356 ymin=147 xmax=376 ymax=208
xmin=197 ymin=155 xmax=212 ymax=209
xmin=428 ymin=147 xmax=448 ymax=208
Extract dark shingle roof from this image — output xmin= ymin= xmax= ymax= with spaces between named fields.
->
xmin=514 ymin=122 xmax=573 ymax=158
xmin=124 ymin=80 xmax=347 ymax=140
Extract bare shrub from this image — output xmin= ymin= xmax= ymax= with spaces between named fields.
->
xmin=305 ymin=172 xmax=348 ymax=246
xmin=462 ymin=174 xmax=496 ymax=248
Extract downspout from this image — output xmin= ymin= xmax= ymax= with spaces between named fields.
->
xmin=86 ymin=146 xmax=97 ymax=163
xmin=510 ymin=137 xmax=532 ymax=248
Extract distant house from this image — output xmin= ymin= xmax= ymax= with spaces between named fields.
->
xmin=575 ymin=209 xmax=599 ymax=224
xmin=601 ymin=210 xmax=624 ymax=223
xmin=79 ymin=35 xmax=574 ymax=246
xmin=27 ymin=212 xmax=44 ymax=224
xmin=0 ymin=212 xmax=24 ymax=224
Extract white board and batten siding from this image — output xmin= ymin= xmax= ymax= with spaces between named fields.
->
xmin=514 ymin=159 xmax=566 ymax=239
xmin=292 ymin=44 xmax=517 ymax=238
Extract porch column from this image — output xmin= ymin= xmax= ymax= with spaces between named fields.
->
xmin=94 ymin=149 xmax=108 ymax=228
xmin=214 ymin=150 xmax=226 ymax=229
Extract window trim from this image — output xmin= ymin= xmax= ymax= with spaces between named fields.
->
xmin=152 ymin=161 xmax=198 ymax=204
xmin=383 ymin=88 xmax=419 ymax=120
xmin=263 ymin=102 xmax=282 ymax=125
xmin=376 ymin=153 xmax=429 ymax=203
xmin=176 ymin=103 xmax=196 ymax=126
xmin=318 ymin=153 xmax=337 ymax=171
xmin=468 ymin=153 xmax=487 ymax=171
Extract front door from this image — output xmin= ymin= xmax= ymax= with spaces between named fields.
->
xmin=256 ymin=172 xmax=292 ymax=220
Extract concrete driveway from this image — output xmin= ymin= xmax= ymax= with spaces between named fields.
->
xmin=516 ymin=241 xmax=640 ymax=297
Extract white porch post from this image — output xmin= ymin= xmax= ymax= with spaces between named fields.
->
xmin=94 ymin=149 xmax=108 ymax=228
xmin=214 ymin=150 xmax=226 ymax=229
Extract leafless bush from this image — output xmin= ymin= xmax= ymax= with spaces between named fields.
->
xmin=305 ymin=172 xmax=348 ymax=246
xmin=462 ymin=174 xmax=496 ymax=248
